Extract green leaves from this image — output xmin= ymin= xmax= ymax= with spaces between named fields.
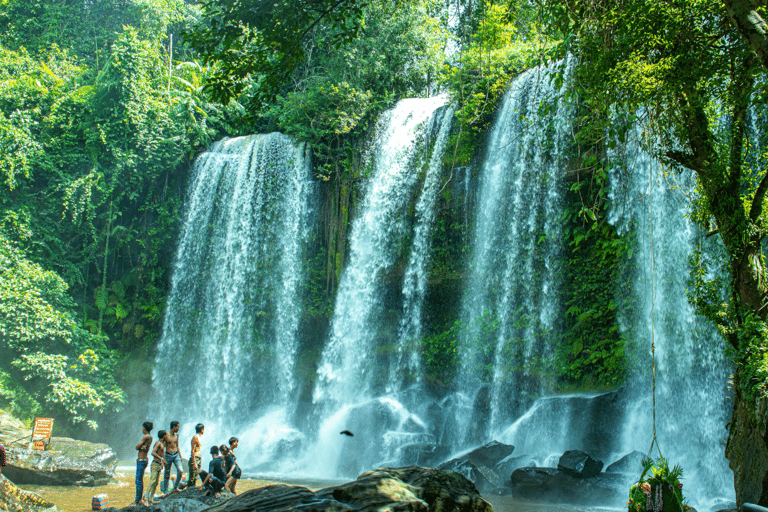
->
xmin=0 ymin=234 xmax=125 ymax=427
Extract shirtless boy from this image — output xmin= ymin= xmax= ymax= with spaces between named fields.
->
xmin=161 ymin=421 xmax=183 ymax=494
xmin=132 ymin=421 xmax=153 ymax=506
xmin=146 ymin=429 xmax=166 ymax=504
xmin=188 ymin=423 xmax=204 ymax=487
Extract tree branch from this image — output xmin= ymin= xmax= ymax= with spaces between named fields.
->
xmin=750 ymin=173 xmax=768 ymax=221
xmin=723 ymin=0 xmax=768 ymax=71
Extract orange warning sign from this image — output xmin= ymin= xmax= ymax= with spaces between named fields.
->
xmin=33 ymin=440 xmax=46 ymax=451
xmin=32 ymin=418 xmax=54 ymax=440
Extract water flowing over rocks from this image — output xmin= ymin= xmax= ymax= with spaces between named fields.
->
xmin=438 ymin=441 xmax=515 ymax=492
xmin=0 ymin=412 xmax=117 ymax=486
xmin=505 ymin=466 xmax=627 ymax=506
xmin=107 ymin=467 xmax=492 ymax=512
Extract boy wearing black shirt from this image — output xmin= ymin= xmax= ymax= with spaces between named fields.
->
xmin=199 ymin=445 xmax=226 ymax=497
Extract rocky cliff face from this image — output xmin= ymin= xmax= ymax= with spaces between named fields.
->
xmin=726 ymin=393 xmax=768 ymax=506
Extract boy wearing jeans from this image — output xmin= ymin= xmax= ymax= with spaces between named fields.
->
xmin=161 ymin=421 xmax=182 ymax=494
xmin=132 ymin=421 xmax=153 ymax=506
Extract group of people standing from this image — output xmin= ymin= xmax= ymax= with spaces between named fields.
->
xmin=132 ymin=421 xmax=241 ymax=506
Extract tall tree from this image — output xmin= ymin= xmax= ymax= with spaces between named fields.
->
xmin=540 ymin=0 xmax=768 ymax=504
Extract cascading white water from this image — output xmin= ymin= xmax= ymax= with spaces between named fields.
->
xmin=458 ymin=60 xmax=575 ymax=442
xmin=306 ymin=97 xmax=454 ymax=477
xmin=151 ymin=133 xmax=315 ymax=439
xmin=390 ymin=105 xmax=455 ymax=393
xmin=313 ymin=97 xmax=451 ymax=407
xmin=608 ymin=127 xmax=734 ymax=508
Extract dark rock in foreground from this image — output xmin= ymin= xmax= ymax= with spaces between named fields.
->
xmin=109 ymin=466 xmax=492 ymax=512
xmin=463 ymin=441 xmax=515 ymax=468
xmin=437 ymin=458 xmax=500 ymax=493
xmin=437 ymin=440 xmax=515 ymax=492
xmin=0 ymin=476 xmax=56 ymax=512
xmin=506 ymin=466 xmax=627 ymax=506
xmin=557 ymin=449 xmax=603 ymax=478
xmin=103 ymin=486 xmax=232 ymax=512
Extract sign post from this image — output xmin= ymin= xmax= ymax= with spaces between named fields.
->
xmin=31 ymin=417 xmax=53 ymax=450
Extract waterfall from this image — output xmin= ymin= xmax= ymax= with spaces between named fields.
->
xmin=313 ymin=97 xmax=451 ymax=407
xmin=391 ymin=105 xmax=455 ymax=393
xmin=307 ymin=96 xmax=453 ymax=477
xmin=608 ymin=127 xmax=734 ymax=508
xmin=151 ymin=133 xmax=315 ymax=439
xmin=458 ymin=60 xmax=575 ymax=443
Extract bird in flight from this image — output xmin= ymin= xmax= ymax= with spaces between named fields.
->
xmin=340 ymin=430 xmax=354 ymax=437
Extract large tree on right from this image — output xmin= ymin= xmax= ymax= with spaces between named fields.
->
xmin=544 ymin=0 xmax=768 ymax=504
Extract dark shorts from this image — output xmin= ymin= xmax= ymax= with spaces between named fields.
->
xmin=199 ymin=470 xmax=225 ymax=492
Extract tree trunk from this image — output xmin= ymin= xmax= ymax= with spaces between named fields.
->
xmin=723 ymin=0 xmax=768 ymax=71
xmin=726 ymin=390 xmax=768 ymax=506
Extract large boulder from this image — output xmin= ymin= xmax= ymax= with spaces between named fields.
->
xmin=494 ymin=453 xmax=538 ymax=480
xmin=165 ymin=466 xmax=491 ymax=512
xmin=437 ymin=458 xmax=500 ymax=492
xmin=605 ymin=451 xmax=646 ymax=475
xmin=463 ymin=441 xmax=515 ymax=468
xmin=0 ymin=476 xmax=56 ymax=512
xmin=4 ymin=440 xmax=117 ymax=486
xmin=557 ymin=450 xmax=603 ymax=478
xmin=437 ymin=440 xmax=514 ymax=491
xmin=0 ymin=410 xmax=117 ymax=486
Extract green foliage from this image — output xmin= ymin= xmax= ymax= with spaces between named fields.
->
xmin=628 ymin=457 xmax=688 ymax=512
xmin=729 ymin=311 xmax=768 ymax=403
xmin=0 ymin=0 xmax=199 ymax=67
xmin=422 ymin=321 xmax=461 ymax=387
xmin=183 ymin=0 xmax=371 ymax=108
xmin=440 ymin=0 xmax=557 ymax=167
xmin=0 ymin=370 xmax=42 ymax=423
xmin=0 ymin=2 xmax=231 ymax=427
xmin=0 ymin=233 xmax=124 ymax=427
xmin=260 ymin=0 xmax=449 ymax=181
xmin=556 ymin=191 xmax=634 ymax=389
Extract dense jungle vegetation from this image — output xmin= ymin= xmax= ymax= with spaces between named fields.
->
xmin=0 ymin=0 xmax=567 ymax=430
xmin=1 ymin=4 xmax=768 ymax=499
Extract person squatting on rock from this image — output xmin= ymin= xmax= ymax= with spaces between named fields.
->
xmin=188 ymin=423 xmax=204 ymax=487
xmin=132 ymin=421 xmax=153 ymax=506
xmin=199 ymin=445 xmax=227 ymax=498
xmin=145 ymin=429 xmax=166 ymax=504
xmin=224 ymin=436 xmax=241 ymax=495
xmin=161 ymin=420 xmax=183 ymax=494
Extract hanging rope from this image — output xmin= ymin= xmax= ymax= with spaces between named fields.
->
xmin=647 ymin=140 xmax=663 ymax=462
